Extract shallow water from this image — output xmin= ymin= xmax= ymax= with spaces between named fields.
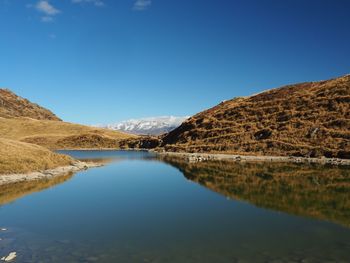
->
xmin=0 ymin=150 xmax=350 ymax=262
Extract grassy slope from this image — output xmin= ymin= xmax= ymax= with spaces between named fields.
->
xmin=0 ymin=88 xmax=136 ymax=175
xmin=0 ymin=89 xmax=61 ymax=120
xmin=0 ymin=138 xmax=74 ymax=174
xmin=160 ymin=74 xmax=350 ymax=158
xmin=0 ymin=117 xmax=137 ymax=149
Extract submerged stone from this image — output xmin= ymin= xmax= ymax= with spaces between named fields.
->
xmin=1 ymin=252 xmax=17 ymax=262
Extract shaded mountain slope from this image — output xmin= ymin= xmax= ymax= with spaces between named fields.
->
xmin=0 ymin=89 xmax=61 ymax=121
xmin=160 ymin=74 xmax=350 ymax=158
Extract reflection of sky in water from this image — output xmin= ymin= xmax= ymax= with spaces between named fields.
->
xmin=57 ymin=150 xmax=156 ymax=161
xmin=0 ymin=151 xmax=349 ymax=263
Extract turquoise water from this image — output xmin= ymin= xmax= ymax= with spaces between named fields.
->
xmin=0 ymin=150 xmax=349 ymax=262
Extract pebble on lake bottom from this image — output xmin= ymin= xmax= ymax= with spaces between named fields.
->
xmin=1 ymin=252 xmax=17 ymax=262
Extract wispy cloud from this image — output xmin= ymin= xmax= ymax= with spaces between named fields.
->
xmin=72 ymin=0 xmax=104 ymax=7
xmin=133 ymin=0 xmax=151 ymax=11
xmin=36 ymin=0 xmax=60 ymax=15
xmin=28 ymin=0 xmax=105 ymax=24
xmin=34 ymin=0 xmax=60 ymax=22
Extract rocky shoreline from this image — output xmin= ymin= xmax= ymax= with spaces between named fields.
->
xmin=0 ymin=161 xmax=102 ymax=186
xmin=156 ymin=151 xmax=350 ymax=166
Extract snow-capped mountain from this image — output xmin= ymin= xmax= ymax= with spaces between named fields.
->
xmin=101 ymin=116 xmax=189 ymax=135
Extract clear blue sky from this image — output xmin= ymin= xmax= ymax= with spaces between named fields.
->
xmin=1 ymin=0 xmax=350 ymax=124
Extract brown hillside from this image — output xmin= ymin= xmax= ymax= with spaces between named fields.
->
xmin=160 ymin=74 xmax=350 ymax=159
xmin=0 ymin=117 xmax=137 ymax=149
xmin=0 ymin=138 xmax=73 ymax=174
xmin=0 ymin=89 xmax=61 ymax=121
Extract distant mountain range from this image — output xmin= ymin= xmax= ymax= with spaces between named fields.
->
xmin=100 ymin=116 xmax=189 ymax=135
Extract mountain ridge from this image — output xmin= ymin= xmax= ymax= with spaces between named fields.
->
xmin=101 ymin=116 xmax=189 ymax=135
xmin=0 ymin=89 xmax=61 ymax=121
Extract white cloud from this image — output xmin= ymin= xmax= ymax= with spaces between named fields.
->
xmin=72 ymin=0 xmax=104 ymax=7
xmin=33 ymin=1 xmax=60 ymax=22
xmin=133 ymin=0 xmax=151 ymax=11
xmin=35 ymin=0 xmax=60 ymax=15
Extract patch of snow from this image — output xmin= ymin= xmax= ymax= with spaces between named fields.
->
xmin=98 ymin=116 xmax=189 ymax=135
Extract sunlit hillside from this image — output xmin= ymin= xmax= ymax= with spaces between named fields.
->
xmin=160 ymin=74 xmax=350 ymax=158
xmin=0 ymin=138 xmax=73 ymax=175
xmin=0 ymin=117 xmax=137 ymax=149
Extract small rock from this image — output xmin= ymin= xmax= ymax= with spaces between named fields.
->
xmin=1 ymin=252 xmax=17 ymax=262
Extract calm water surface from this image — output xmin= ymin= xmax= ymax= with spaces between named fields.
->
xmin=0 ymin=150 xmax=350 ymax=262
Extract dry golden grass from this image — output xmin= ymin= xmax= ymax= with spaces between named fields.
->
xmin=0 ymin=117 xmax=137 ymax=149
xmin=0 ymin=89 xmax=138 ymax=175
xmin=160 ymin=74 xmax=350 ymax=158
xmin=0 ymin=138 xmax=74 ymax=174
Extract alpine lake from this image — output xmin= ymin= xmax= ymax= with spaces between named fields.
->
xmin=0 ymin=150 xmax=349 ymax=263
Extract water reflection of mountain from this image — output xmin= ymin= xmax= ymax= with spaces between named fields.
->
xmin=0 ymin=172 xmax=75 ymax=206
xmin=0 ymin=155 xmax=154 ymax=207
xmin=161 ymin=157 xmax=350 ymax=228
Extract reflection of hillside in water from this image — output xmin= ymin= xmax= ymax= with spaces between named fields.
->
xmin=0 ymin=154 xmax=157 ymax=207
xmin=0 ymin=172 xmax=75 ymax=206
xmin=161 ymin=157 xmax=350 ymax=228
